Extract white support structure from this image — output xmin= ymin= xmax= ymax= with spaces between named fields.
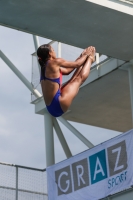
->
xmin=58 ymin=42 xmax=61 ymax=58
xmin=58 ymin=117 xmax=94 ymax=148
xmin=32 ymin=35 xmax=41 ymax=74
xmin=33 ymin=35 xmax=40 ymax=51
xmin=53 ymin=118 xmax=72 ymax=158
xmin=128 ymin=64 xmax=133 ymax=126
xmin=96 ymin=53 xmax=100 ymax=64
xmin=44 ymin=112 xmax=55 ymax=167
xmin=96 ymin=53 xmax=100 ymax=74
xmin=86 ymin=0 xmax=133 ymax=16
xmin=0 ymin=50 xmax=42 ymax=98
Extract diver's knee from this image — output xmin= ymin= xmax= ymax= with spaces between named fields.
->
xmin=81 ymin=73 xmax=88 ymax=82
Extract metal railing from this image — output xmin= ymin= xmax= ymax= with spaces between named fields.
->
xmin=0 ymin=162 xmax=47 ymax=200
xmin=119 ymin=0 xmax=133 ymax=4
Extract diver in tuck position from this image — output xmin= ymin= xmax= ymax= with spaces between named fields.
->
xmin=37 ymin=45 xmax=96 ymax=117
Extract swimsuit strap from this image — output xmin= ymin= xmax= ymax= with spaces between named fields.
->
xmin=45 ymin=75 xmax=60 ymax=84
xmin=40 ymin=61 xmax=62 ymax=85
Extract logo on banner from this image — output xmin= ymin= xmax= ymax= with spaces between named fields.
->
xmin=89 ymin=149 xmax=108 ymax=184
xmin=55 ymin=140 xmax=128 ymax=196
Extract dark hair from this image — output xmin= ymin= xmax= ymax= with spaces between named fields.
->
xmin=37 ymin=44 xmax=51 ymax=76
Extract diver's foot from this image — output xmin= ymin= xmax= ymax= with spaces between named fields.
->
xmin=81 ymin=46 xmax=93 ymax=57
xmin=89 ymin=47 xmax=96 ymax=63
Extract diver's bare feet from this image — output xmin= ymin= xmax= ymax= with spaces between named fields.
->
xmin=80 ymin=49 xmax=87 ymax=57
xmin=89 ymin=47 xmax=96 ymax=63
xmin=76 ymin=48 xmax=89 ymax=60
xmin=82 ymin=46 xmax=93 ymax=57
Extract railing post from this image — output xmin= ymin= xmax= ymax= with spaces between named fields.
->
xmin=32 ymin=35 xmax=41 ymax=74
xmin=96 ymin=53 xmax=99 ymax=64
xmin=58 ymin=42 xmax=61 ymax=58
xmin=16 ymin=166 xmax=18 ymax=200
xmin=33 ymin=35 xmax=40 ymax=52
xmin=96 ymin=53 xmax=100 ymax=75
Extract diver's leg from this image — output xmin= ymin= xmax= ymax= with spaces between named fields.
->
xmin=59 ymin=58 xmax=93 ymax=111
xmin=61 ymin=47 xmax=94 ymax=90
xmin=61 ymin=66 xmax=83 ymax=90
xmin=60 ymin=47 xmax=95 ymax=112
xmin=76 ymin=47 xmax=95 ymax=85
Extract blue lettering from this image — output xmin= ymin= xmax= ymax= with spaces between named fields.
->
xmin=125 ymin=171 xmax=127 ymax=180
xmin=112 ymin=178 xmax=115 ymax=187
xmin=119 ymin=175 xmax=122 ymax=182
xmin=108 ymin=171 xmax=127 ymax=189
xmin=115 ymin=176 xmax=119 ymax=185
xmin=108 ymin=179 xmax=111 ymax=189
xmin=120 ymin=173 xmax=124 ymax=181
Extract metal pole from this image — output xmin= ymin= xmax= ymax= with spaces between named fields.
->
xmin=53 ymin=118 xmax=72 ymax=158
xmin=44 ymin=111 xmax=55 ymax=167
xmin=96 ymin=53 xmax=100 ymax=73
xmin=128 ymin=64 xmax=133 ymax=126
xmin=96 ymin=53 xmax=99 ymax=64
xmin=32 ymin=35 xmax=41 ymax=74
xmin=58 ymin=117 xmax=94 ymax=148
xmin=58 ymin=42 xmax=61 ymax=58
xmin=0 ymin=50 xmax=42 ymax=98
xmin=16 ymin=167 xmax=18 ymax=200
xmin=33 ymin=35 xmax=40 ymax=51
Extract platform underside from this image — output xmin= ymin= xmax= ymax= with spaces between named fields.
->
xmin=63 ymin=68 xmax=132 ymax=132
xmin=0 ymin=0 xmax=133 ymax=61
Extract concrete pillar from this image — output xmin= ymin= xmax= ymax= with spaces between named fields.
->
xmin=53 ymin=118 xmax=72 ymax=158
xmin=44 ymin=112 xmax=55 ymax=167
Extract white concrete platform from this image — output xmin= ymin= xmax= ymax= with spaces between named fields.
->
xmin=0 ymin=0 xmax=133 ymax=60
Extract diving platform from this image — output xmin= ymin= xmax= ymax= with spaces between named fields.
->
xmin=0 ymin=0 xmax=133 ymax=61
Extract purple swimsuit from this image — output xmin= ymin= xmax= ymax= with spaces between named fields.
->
xmin=40 ymin=64 xmax=64 ymax=117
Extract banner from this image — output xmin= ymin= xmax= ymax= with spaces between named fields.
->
xmin=47 ymin=129 xmax=133 ymax=200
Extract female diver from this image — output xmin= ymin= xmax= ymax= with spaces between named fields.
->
xmin=37 ymin=45 xmax=95 ymax=117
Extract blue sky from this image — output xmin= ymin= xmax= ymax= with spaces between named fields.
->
xmin=0 ymin=25 xmax=121 ymax=169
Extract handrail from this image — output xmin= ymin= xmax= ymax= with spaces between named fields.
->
xmin=0 ymin=161 xmax=46 ymax=172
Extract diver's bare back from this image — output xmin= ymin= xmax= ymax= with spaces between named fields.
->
xmin=41 ymin=59 xmax=61 ymax=106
